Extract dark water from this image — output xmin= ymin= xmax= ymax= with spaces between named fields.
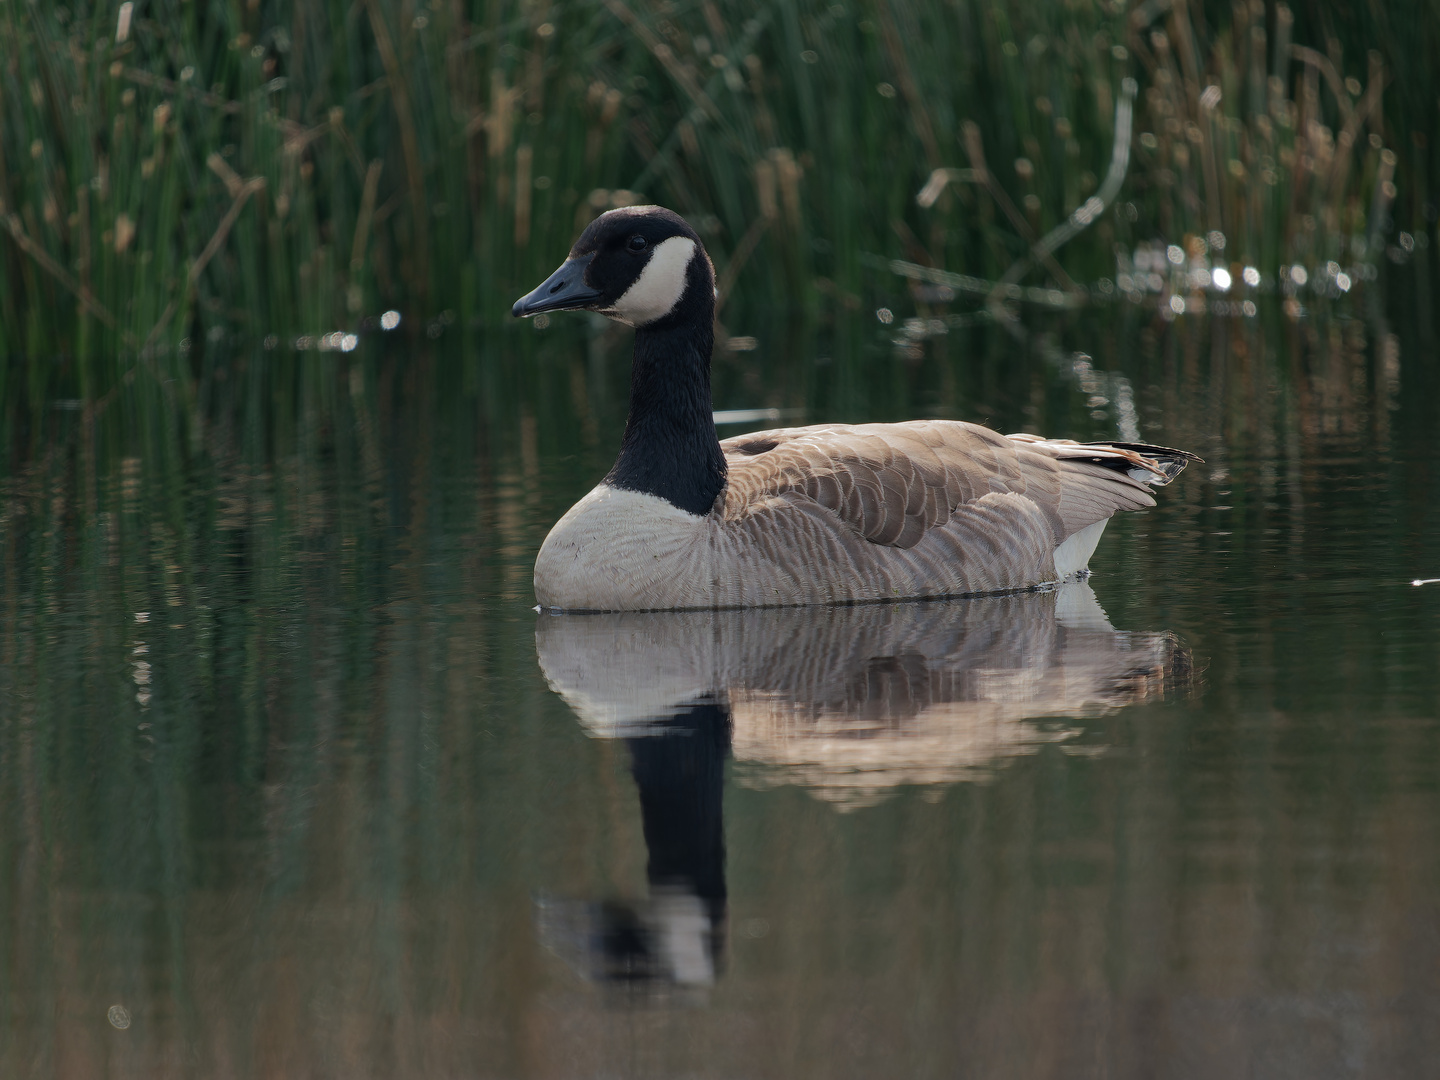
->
xmin=3 ymin=300 xmax=1440 ymax=1077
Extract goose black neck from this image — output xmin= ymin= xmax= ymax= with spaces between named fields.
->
xmin=605 ymin=318 xmax=726 ymax=516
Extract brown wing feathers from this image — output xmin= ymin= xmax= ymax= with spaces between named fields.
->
xmin=724 ymin=425 xmax=957 ymax=548
xmin=721 ymin=421 xmax=1189 ymax=551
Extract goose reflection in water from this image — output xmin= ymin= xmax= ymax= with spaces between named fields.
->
xmin=534 ymin=582 xmax=1192 ymax=988
xmin=536 ymin=700 xmax=732 ymax=990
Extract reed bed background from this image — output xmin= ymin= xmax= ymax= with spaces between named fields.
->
xmin=5 ymin=7 xmax=1440 ymax=1066
xmin=2 ymin=0 xmax=1435 ymax=381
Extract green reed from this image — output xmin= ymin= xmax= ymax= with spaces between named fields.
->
xmin=0 ymin=0 xmax=1431 ymax=395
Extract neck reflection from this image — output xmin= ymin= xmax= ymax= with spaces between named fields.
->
xmin=539 ymin=701 xmax=731 ymax=991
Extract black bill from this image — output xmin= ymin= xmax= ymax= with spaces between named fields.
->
xmin=512 ymin=252 xmax=601 ymax=317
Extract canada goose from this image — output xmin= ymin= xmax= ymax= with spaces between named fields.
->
xmin=513 ymin=206 xmax=1196 ymax=611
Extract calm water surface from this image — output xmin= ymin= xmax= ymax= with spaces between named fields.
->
xmin=3 ymin=305 xmax=1439 ymax=1077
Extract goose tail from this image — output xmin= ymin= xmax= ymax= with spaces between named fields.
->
xmin=1006 ymin=434 xmax=1201 ymax=486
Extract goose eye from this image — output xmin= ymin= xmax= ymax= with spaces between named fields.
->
xmin=626 ymin=234 xmax=648 ymax=253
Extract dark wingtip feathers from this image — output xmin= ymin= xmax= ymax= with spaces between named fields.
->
xmin=1006 ymin=433 xmax=1201 ymax=487
xmin=1090 ymin=442 xmax=1202 ymax=485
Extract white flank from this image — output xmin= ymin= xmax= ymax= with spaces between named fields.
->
xmin=1053 ymin=519 xmax=1108 ymax=580
xmin=534 ymin=485 xmax=711 ymax=612
xmin=605 ymin=236 xmax=695 ymax=326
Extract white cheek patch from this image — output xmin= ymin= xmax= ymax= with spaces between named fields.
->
xmin=604 ymin=236 xmax=695 ymax=326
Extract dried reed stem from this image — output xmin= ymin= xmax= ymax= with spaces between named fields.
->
xmin=990 ymin=77 xmax=1138 ymax=307
xmin=961 ymin=123 xmax=1079 ymax=297
xmin=603 ymin=0 xmax=723 ymax=123
xmin=2 ymin=212 xmax=122 ymax=332
xmin=366 ymin=0 xmax=430 ymax=307
xmin=351 ymin=160 xmax=384 ymax=271
xmin=142 ymin=176 xmax=266 ymax=348
xmin=716 ymin=216 xmax=770 ymax=310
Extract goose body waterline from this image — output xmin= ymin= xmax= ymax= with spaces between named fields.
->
xmin=513 ymin=206 xmax=1195 ymax=612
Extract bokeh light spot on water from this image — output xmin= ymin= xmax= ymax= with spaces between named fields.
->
xmin=107 ymin=1005 xmax=130 ymax=1029
xmin=380 ymin=310 xmax=401 ymax=330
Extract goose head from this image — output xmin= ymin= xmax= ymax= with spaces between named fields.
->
xmin=512 ymin=206 xmax=714 ymax=329
xmin=513 ymin=205 xmax=727 ymax=517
